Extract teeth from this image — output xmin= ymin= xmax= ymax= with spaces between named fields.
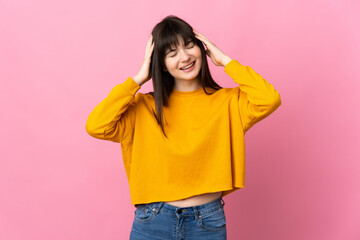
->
xmin=181 ymin=62 xmax=194 ymax=70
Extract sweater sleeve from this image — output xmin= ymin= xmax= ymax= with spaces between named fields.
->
xmin=85 ymin=77 xmax=141 ymax=143
xmin=224 ymin=59 xmax=281 ymax=133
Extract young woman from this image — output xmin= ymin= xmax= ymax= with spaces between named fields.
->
xmin=86 ymin=15 xmax=281 ymax=239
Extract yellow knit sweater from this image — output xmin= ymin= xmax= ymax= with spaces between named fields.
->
xmin=86 ymin=59 xmax=281 ymax=205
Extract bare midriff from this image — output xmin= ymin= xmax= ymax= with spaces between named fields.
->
xmin=164 ymin=191 xmax=223 ymax=208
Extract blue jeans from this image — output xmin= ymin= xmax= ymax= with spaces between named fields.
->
xmin=130 ymin=197 xmax=227 ymax=240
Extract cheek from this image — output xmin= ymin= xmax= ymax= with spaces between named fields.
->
xmin=164 ymin=60 xmax=170 ymax=70
xmin=194 ymin=47 xmax=202 ymax=59
xmin=165 ymin=60 xmax=178 ymax=71
xmin=194 ymin=48 xmax=202 ymax=59
xmin=194 ymin=44 xmax=201 ymax=51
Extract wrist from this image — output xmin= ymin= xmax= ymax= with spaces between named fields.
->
xmin=221 ymin=56 xmax=232 ymax=67
xmin=132 ymin=76 xmax=144 ymax=86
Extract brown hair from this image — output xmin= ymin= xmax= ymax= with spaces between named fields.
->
xmin=148 ymin=15 xmax=223 ymax=138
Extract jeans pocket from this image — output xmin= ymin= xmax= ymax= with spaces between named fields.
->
xmin=134 ymin=205 xmax=155 ymax=223
xmin=198 ymin=207 xmax=227 ymax=232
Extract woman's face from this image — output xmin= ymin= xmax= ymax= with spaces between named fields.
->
xmin=163 ymin=35 xmax=202 ymax=83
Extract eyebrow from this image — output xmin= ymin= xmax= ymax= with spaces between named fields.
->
xmin=166 ymin=40 xmax=194 ymax=55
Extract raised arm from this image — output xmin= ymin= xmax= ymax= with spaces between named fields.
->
xmin=193 ymin=29 xmax=281 ymax=133
xmin=224 ymin=60 xmax=281 ymax=132
xmin=86 ymin=34 xmax=155 ymax=142
xmin=85 ymin=77 xmax=141 ymax=143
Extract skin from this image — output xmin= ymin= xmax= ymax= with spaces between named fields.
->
xmin=132 ymin=34 xmax=154 ymax=86
xmin=132 ymin=29 xmax=233 ymax=88
xmin=193 ymin=29 xmax=232 ymax=68
xmin=163 ymin=35 xmax=202 ymax=92
xmin=132 ymin=30 xmax=234 ymax=207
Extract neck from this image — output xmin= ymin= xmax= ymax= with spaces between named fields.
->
xmin=173 ymin=78 xmax=202 ymax=92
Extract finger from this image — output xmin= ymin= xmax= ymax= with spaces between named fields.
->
xmin=193 ymin=29 xmax=208 ymax=40
xmin=146 ymin=35 xmax=153 ymax=47
xmin=146 ymin=38 xmax=154 ymax=54
xmin=194 ymin=31 xmax=204 ymax=39
xmin=146 ymin=42 xmax=154 ymax=58
xmin=194 ymin=35 xmax=206 ymax=45
xmin=194 ymin=33 xmax=209 ymax=46
xmin=193 ymin=29 xmax=201 ymax=36
xmin=193 ymin=29 xmax=203 ymax=39
xmin=193 ymin=30 xmax=213 ymax=49
xmin=145 ymin=40 xmax=151 ymax=52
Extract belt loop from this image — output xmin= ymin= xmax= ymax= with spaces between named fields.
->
xmin=221 ymin=198 xmax=225 ymax=207
xmin=153 ymin=202 xmax=164 ymax=214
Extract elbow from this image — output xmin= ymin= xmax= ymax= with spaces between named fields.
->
xmin=85 ymin=118 xmax=119 ymax=142
xmin=264 ymin=91 xmax=281 ymax=113
xmin=85 ymin=118 xmax=97 ymax=138
xmin=85 ymin=123 xmax=94 ymax=137
xmin=272 ymin=91 xmax=281 ymax=109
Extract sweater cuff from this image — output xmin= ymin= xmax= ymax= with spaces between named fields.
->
xmin=120 ymin=77 xmax=141 ymax=96
xmin=224 ymin=59 xmax=246 ymax=77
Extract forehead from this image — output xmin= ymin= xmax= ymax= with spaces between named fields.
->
xmin=165 ymin=35 xmax=191 ymax=51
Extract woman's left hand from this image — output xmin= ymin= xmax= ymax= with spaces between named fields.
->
xmin=193 ymin=29 xmax=232 ymax=67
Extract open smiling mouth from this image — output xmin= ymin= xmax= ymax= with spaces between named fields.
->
xmin=180 ymin=61 xmax=195 ymax=71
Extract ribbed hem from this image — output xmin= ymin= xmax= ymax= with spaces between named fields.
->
xmin=120 ymin=77 xmax=141 ymax=96
xmin=224 ymin=59 xmax=246 ymax=77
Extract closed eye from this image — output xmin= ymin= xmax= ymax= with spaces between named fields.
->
xmin=169 ymin=42 xmax=195 ymax=57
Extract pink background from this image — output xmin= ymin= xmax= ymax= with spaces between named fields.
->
xmin=1 ymin=0 xmax=359 ymax=239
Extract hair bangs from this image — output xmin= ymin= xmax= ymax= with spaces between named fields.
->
xmin=158 ymin=26 xmax=196 ymax=58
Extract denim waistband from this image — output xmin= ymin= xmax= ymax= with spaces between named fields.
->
xmin=135 ymin=197 xmax=225 ymax=220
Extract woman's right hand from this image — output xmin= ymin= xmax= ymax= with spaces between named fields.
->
xmin=133 ymin=34 xmax=155 ymax=86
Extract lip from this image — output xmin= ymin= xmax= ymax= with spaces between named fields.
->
xmin=180 ymin=61 xmax=195 ymax=71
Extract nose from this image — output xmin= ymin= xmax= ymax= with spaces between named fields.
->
xmin=179 ymin=49 xmax=191 ymax=62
